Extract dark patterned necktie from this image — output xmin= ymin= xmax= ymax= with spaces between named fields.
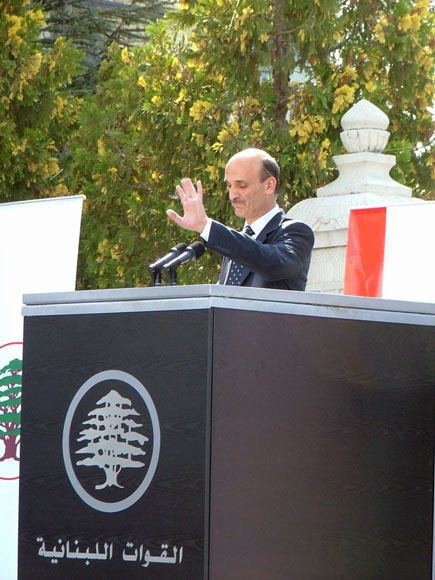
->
xmin=226 ymin=225 xmax=254 ymax=286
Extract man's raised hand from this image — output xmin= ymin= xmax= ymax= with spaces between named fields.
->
xmin=166 ymin=178 xmax=209 ymax=233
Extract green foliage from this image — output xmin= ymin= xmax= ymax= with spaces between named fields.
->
xmin=0 ymin=376 xmax=21 ymax=387
xmin=0 ymin=0 xmax=83 ymax=201
xmin=0 ymin=412 xmax=20 ymax=424
xmin=0 ymin=358 xmax=21 ymax=375
xmin=72 ymin=0 xmax=433 ymax=289
xmin=39 ymin=0 xmax=177 ymax=91
xmin=0 ymin=397 xmax=21 ymax=408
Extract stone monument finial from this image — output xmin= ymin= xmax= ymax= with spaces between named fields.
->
xmin=286 ymin=98 xmax=422 ymax=294
xmin=315 ymin=98 xmax=410 ymax=197
xmin=340 ymin=99 xmax=390 ymax=153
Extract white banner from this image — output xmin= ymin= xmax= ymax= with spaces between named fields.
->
xmin=0 ymin=196 xmax=84 ymax=580
xmin=382 ymin=202 xmax=435 ymax=302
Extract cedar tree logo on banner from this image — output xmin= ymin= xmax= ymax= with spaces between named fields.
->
xmin=62 ymin=370 xmax=160 ymax=513
xmin=0 ymin=342 xmax=22 ymax=481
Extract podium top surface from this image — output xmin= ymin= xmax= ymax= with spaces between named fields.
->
xmin=22 ymin=285 xmax=434 ymax=326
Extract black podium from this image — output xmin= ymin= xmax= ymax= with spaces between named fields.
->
xmin=19 ymin=286 xmax=435 ymax=579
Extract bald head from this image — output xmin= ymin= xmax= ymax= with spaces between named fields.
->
xmin=224 ymin=148 xmax=280 ymax=224
xmin=227 ymin=148 xmax=280 ymax=195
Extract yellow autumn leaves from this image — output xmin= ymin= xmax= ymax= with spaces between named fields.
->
xmin=373 ymin=0 xmax=430 ymax=44
xmin=289 ymin=114 xmax=327 ymax=145
xmin=5 ymin=9 xmax=45 ymax=53
xmin=189 ymin=100 xmax=215 ymax=122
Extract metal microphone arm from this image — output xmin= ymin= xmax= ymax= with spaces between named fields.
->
xmin=148 ymin=243 xmax=188 ymax=286
xmin=162 ymin=241 xmax=205 ymax=286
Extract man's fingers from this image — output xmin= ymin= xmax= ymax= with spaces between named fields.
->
xmin=177 ymin=178 xmax=203 ymax=204
xmin=175 ymin=184 xmax=186 ymax=203
xmin=166 ymin=209 xmax=182 ymax=225
xmin=196 ymin=180 xmax=203 ymax=200
xmin=181 ymin=178 xmax=198 ymax=198
xmin=169 ymin=178 xmax=208 ymax=233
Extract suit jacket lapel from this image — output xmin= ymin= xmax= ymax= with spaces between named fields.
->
xmin=238 ymin=210 xmax=285 ymax=285
xmin=256 ymin=210 xmax=284 ymax=243
xmin=219 ymin=210 xmax=285 ymax=285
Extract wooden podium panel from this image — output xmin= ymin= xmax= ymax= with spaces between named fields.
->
xmin=19 ymin=286 xmax=435 ymax=580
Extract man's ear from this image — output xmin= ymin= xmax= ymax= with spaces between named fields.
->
xmin=265 ymin=176 xmax=277 ymax=195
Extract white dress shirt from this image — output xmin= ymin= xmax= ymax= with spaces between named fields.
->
xmin=200 ymin=204 xmax=281 ymax=241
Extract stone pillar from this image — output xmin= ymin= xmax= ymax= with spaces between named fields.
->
xmin=287 ymin=99 xmax=424 ymax=294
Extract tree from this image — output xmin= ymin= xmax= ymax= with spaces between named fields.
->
xmin=76 ymin=390 xmax=148 ymax=490
xmin=0 ymin=358 xmax=22 ymax=462
xmin=71 ymin=0 xmax=434 ymax=289
xmin=39 ymin=0 xmax=176 ymax=90
xmin=0 ymin=0 xmax=83 ymax=202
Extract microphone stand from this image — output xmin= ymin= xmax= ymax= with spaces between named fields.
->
xmin=148 ymin=266 xmax=163 ymax=287
xmin=163 ymin=265 xmax=178 ymax=286
xmin=160 ymin=241 xmax=205 ymax=286
xmin=148 ymin=243 xmax=188 ymax=287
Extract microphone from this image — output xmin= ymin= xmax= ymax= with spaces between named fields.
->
xmin=163 ymin=241 xmax=206 ymax=285
xmin=148 ymin=243 xmax=188 ymax=286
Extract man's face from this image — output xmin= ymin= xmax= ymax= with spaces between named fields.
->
xmin=224 ymin=156 xmax=276 ymax=224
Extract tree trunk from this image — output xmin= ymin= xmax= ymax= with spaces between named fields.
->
xmin=96 ymin=464 xmax=123 ymax=489
xmin=0 ymin=435 xmax=19 ymax=461
xmin=272 ymin=0 xmax=291 ymax=128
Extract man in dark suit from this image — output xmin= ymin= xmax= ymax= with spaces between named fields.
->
xmin=166 ymin=148 xmax=314 ymax=290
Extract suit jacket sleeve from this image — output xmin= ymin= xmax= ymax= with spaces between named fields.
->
xmin=206 ymin=218 xmax=314 ymax=283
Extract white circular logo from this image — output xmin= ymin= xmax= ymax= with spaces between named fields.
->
xmin=62 ymin=370 xmax=160 ymax=513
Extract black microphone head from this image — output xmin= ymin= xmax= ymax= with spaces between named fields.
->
xmin=190 ymin=241 xmax=205 ymax=260
xmin=148 ymin=242 xmax=188 ymax=271
xmin=162 ymin=241 xmax=206 ymax=273
xmin=172 ymin=242 xmax=189 ymax=253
